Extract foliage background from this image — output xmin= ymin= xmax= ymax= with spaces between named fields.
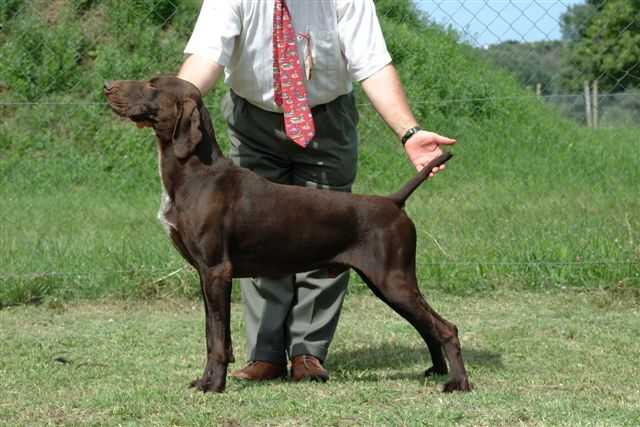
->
xmin=483 ymin=0 xmax=640 ymax=126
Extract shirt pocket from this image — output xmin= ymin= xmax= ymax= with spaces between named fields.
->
xmin=310 ymin=30 xmax=342 ymax=74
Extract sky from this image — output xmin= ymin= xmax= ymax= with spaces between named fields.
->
xmin=415 ymin=0 xmax=585 ymax=47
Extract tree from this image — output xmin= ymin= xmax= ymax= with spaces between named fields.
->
xmin=484 ymin=40 xmax=564 ymax=95
xmin=562 ymin=0 xmax=640 ymax=92
xmin=560 ymin=2 xmax=600 ymax=42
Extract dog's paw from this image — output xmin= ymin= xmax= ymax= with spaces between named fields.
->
xmin=442 ymin=377 xmax=472 ymax=393
xmin=424 ymin=365 xmax=448 ymax=377
xmin=189 ymin=377 xmax=225 ymax=393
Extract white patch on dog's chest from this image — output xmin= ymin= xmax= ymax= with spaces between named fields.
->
xmin=157 ymin=149 xmax=177 ymax=234
xmin=158 ymin=189 xmax=177 ymax=233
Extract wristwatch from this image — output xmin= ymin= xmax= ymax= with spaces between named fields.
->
xmin=401 ymin=126 xmax=423 ymax=146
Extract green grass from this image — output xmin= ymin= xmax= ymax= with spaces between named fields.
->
xmin=2 ymin=289 xmax=639 ymax=426
xmin=0 ymin=187 xmax=187 ymax=305
xmin=1 ymin=123 xmax=638 ymax=306
xmin=1 ymin=2 xmax=638 ymax=423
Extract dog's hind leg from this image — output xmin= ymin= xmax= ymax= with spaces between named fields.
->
xmin=359 ymin=268 xmax=447 ymax=375
xmin=354 ymin=266 xmax=470 ymax=392
xmin=190 ymin=262 xmax=234 ymax=393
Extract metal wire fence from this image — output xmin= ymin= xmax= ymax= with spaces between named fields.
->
xmin=0 ymin=0 xmax=638 ymax=296
xmin=416 ymin=0 xmax=640 ymax=127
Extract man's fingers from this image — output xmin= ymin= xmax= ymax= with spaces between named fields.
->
xmin=416 ymin=164 xmax=446 ymax=174
xmin=406 ymin=132 xmax=455 ymax=172
xmin=427 ymin=164 xmax=445 ymax=174
xmin=435 ymin=136 xmax=456 ymax=145
xmin=428 ymin=133 xmax=456 ymax=145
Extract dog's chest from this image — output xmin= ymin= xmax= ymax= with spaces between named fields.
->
xmin=158 ymin=191 xmax=178 ymax=233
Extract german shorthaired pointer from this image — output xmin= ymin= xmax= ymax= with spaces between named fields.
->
xmin=104 ymin=76 xmax=470 ymax=393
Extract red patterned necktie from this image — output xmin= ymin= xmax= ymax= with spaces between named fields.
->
xmin=273 ymin=0 xmax=315 ymax=147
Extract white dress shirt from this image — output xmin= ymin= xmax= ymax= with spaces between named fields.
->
xmin=184 ymin=0 xmax=392 ymax=112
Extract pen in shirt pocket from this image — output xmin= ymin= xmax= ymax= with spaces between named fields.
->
xmin=298 ymin=31 xmax=312 ymax=81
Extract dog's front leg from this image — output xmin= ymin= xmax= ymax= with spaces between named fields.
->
xmin=190 ymin=263 xmax=234 ymax=393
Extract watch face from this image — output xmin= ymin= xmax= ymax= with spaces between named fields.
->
xmin=402 ymin=126 xmax=422 ymax=145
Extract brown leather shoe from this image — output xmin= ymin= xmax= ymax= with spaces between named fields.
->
xmin=229 ymin=361 xmax=286 ymax=381
xmin=290 ymin=355 xmax=329 ymax=382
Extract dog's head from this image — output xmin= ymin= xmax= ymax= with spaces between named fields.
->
xmin=104 ymin=76 xmax=205 ymax=159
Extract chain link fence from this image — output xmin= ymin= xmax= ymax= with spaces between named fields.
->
xmin=418 ymin=0 xmax=640 ymax=127
xmin=2 ymin=1 xmax=638 ymax=123
xmin=0 ymin=0 xmax=638 ymax=302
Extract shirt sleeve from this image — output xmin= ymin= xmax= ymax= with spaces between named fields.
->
xmin=337 ymin=0 xmax=392 ymax=82
xmin=183 ymin=0 xmax=242 ymax=67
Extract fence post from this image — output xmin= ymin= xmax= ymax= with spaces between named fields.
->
xmin=536 ymin=83 xmax=542 ymax=98
xmin=592 ymin=80 xmax=599 ymax=129
xmin=584 ymin=80 xmax=592 ymax=128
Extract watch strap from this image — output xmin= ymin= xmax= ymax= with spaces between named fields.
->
xmin=401 ymin=126 xmax=423 ymax=145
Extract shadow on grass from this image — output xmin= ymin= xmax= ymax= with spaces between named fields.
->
xmin=326 ymin=343 xmax=502 ymax=382
xmin=225 ymin=344 xmax=501 ymax=389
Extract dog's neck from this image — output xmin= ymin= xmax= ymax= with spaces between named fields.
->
xmin=156 ymin=104 xmax=224 ymax=200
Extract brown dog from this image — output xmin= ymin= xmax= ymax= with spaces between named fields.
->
xmin=104 ymin=76 xmax=470 ymax=393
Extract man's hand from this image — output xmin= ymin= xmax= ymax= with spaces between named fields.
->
xmin=360 ymin=64 xmax=457 ymax=177
xmin=404 ymin=130 xmax=456 ymax=176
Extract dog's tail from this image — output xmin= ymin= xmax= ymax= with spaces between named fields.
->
xmin=388 ymin=152 xmax=453 ymax=208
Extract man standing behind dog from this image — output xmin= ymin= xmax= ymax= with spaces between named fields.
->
xmin=177 ymin=0 xmax=455 ymax=382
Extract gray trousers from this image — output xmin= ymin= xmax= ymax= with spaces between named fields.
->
xmin=222 ymin=90 xmax=359 ymax=364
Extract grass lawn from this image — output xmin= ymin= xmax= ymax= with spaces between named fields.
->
xmin=2 ymin=125 xmax=639 ymax=306
xmin=2 ymin=3 xmax=639 ymax=424
xmin=2 ymin=288 xmax=639 ymax=426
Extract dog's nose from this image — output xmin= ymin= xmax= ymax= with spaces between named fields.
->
xmin=103 ymin=80 xmax=114 ymax=92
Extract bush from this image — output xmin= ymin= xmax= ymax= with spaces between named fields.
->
xmin=0 ymin=13 xmax=87 ymax=101
xmin=0 ymin=0 xmax=23 ymax=25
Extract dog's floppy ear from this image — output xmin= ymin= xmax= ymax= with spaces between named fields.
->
xmin=172 ymin=98 xmax=202 ymax=159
